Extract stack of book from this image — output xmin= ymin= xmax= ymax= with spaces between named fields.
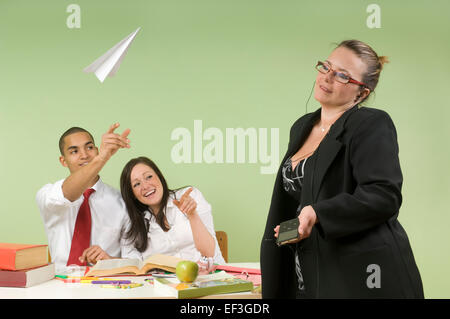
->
xmin=0 ymin=243 xmax=55 ymax=288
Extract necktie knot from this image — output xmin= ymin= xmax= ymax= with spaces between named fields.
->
xmin=83 ymin=188 xmax=95 ymax=199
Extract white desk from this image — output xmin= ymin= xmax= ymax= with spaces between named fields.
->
xmin=0 ymin=263 xmax=261 ymax=299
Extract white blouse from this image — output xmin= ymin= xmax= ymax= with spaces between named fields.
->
xmin=122 ymin=187 xmax=225 ymax=264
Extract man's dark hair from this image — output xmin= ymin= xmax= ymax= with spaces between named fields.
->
xmin=59 ymin=127 xmax=95 ymax=155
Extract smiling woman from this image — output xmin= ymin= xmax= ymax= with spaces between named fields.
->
xmin=120 ymin=157 xmax=174 ymax=248
xmin=131 ymin=163 xmax=162 ymax=212
xmin=119 ymin=156 xmax=226 ymax=266
xmin=260 ymin=39 xmax=424 ymax=299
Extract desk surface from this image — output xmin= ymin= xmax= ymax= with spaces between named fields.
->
xmin=0 ymin=263 xmax=261 ymax=299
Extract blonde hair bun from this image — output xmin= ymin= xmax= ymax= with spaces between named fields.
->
xmin=378 ymin=56 xmax=389 ymax=68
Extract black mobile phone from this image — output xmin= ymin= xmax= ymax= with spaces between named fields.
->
xmin=276 ymin=218 xmax=300 ymax=246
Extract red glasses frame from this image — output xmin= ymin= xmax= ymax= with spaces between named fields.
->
xmin=316 ymin=61 xmax=369 ymax=88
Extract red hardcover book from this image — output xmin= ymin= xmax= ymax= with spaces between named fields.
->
xmin=0 ymin=243 xmax=48 ymax=271
xmin=0 ymin=263 xmax=55 ymax=287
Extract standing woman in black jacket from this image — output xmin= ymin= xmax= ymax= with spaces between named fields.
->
xmin=260 ymin=40 xmax=424 ymax=298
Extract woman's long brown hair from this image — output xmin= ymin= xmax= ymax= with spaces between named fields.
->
xmin=120 ymin=156 xmax=176 ymax=252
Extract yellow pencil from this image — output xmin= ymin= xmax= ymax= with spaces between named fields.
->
xmin=80 ymin=278 xmax=113 ymax=283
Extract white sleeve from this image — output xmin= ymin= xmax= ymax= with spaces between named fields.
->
xmin=120 ymin=241 xmax=143 ymax=260
xmin=36 ymin=179 xmax=83 ymax=218
xmin=188 ymin=187 xmax=226 ymax=264
xmin=119 ymin=214 xmax=144 ymax=260
xmin=190 ymin=187 xmax=215 ymax=236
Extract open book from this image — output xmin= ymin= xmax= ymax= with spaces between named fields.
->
xmin=85 ymin=254 xmax=183 ymax=277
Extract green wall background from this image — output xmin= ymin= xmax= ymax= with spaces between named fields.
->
xmin=1 ymin=0 xmax=449 ymax=298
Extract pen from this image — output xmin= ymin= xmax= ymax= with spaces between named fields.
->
xmin=91 ymin=280 xmax=132 ymax=285
xmin=80 ymin=278 xmax=113 ymax=283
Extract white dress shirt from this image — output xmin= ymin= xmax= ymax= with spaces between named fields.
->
xmin=36 ymin=178 xmax=134 ymax=273
xmin=122 ymin=187 xmax=225 ymax=264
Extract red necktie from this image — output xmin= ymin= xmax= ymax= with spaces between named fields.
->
xmin=67 ymin=188 xmax=95 ymax=266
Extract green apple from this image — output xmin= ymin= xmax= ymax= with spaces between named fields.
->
xmin=176 ymin=260 xmax=199 ymax=283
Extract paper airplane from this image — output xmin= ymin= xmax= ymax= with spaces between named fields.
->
xmin=83 ymin=27 xmax=141 ymax=83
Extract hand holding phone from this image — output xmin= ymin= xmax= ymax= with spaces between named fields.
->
xmin=274 ymin=205 xmax=318 ymax=246
xmin=275 ymin=218 xmax=300 ymax=246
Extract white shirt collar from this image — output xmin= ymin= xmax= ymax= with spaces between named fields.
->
xmin=89 ymin=177 xmax=105 ymax=196
xmin=167 ymin=192 xmax=176 ymax=208
xmin=143 ymin=192 xmax=181 ymax=226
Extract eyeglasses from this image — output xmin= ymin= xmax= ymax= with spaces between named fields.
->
xmin=315 ymin=61 xmax=368 ymax=88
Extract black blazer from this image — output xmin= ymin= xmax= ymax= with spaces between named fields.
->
xmin=260 ymin=105 xmax=424 ymax=298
